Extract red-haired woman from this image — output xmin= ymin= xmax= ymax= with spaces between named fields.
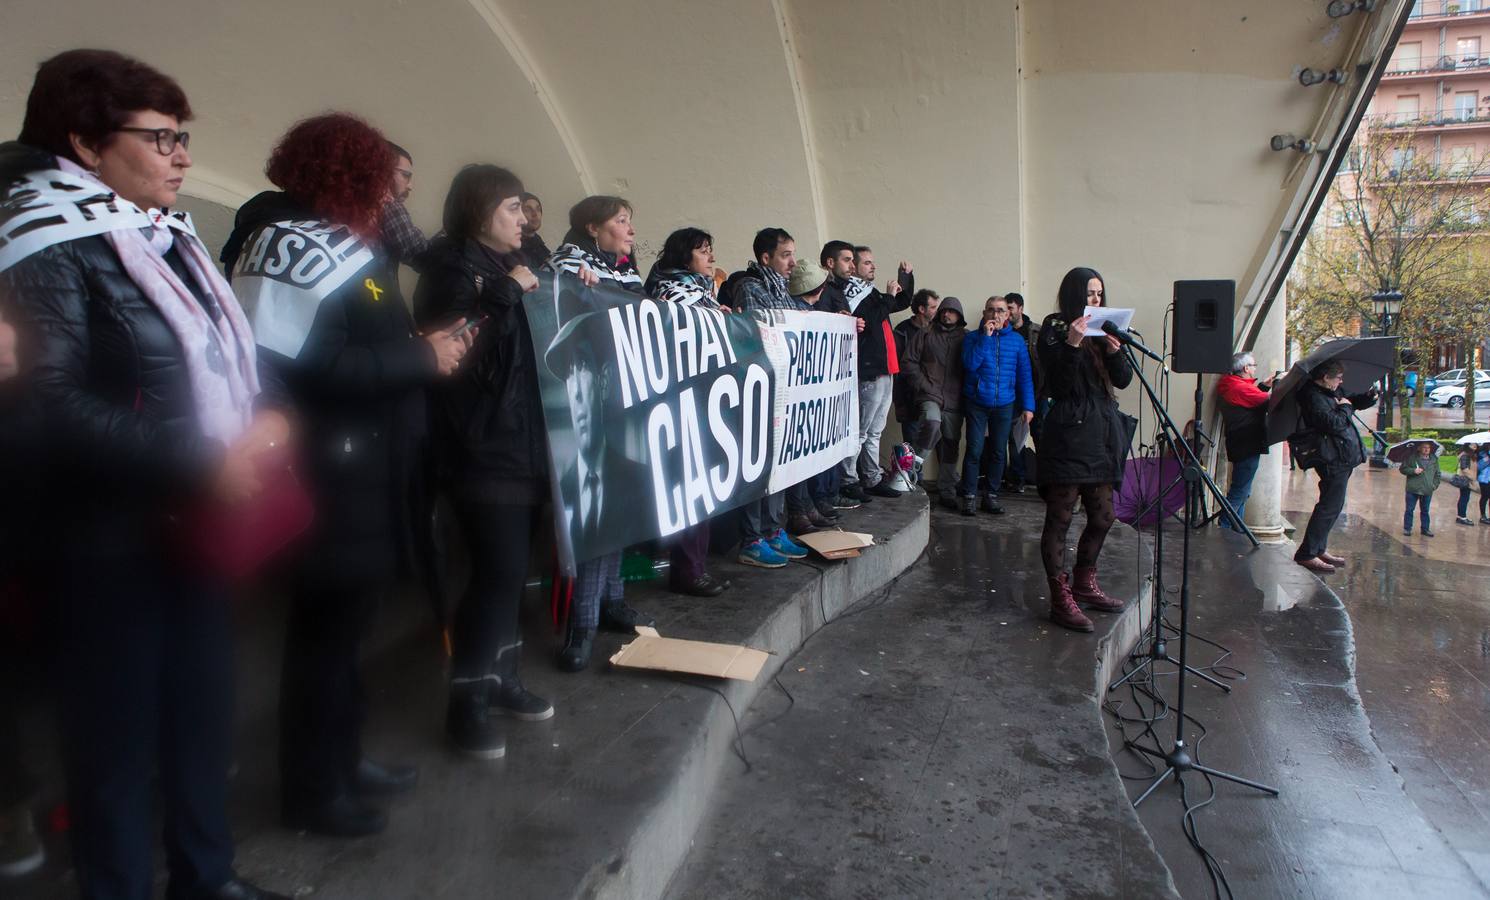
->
xmin=1 ymin=50 xmax=288 ymax=899
xmin=225 ymin=114 xmax=471 ymax=838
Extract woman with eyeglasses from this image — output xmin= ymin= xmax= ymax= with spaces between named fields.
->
xmin=1033 ymin=267 xmax=1132 ymax=632
xmin=224 ymin=114 xmax=472 ymax=840
xmin=1292 ymin=359 xmax=1377 ymax=574
xmin=0 ymin=50 xmax=288 ymax=900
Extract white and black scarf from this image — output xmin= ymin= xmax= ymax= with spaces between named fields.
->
xmin=647 ymin=268 xmax=719 ymax=309
xmin=0 ymin=160 xmax=260 ymax=443
xmin=229 ymin=219 xmax=377 ymax=360
xmin=545 ymin=235 xmax=644 ymax=294
xmin=843 ymin=275 xmax=875 ymax=312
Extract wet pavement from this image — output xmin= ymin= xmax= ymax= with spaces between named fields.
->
xmin=1283 ymin=464 xmax=1490 ymax=890
xmin=1110 ymin=517 xmax=1486 ymax=899
xmin=666 ymin=495 xmax=1176 ymax=900
xmin=671 ymin=478 xmax=1490 ymax=900
xmin=10 ymin=461 xmax=1489 ymax=899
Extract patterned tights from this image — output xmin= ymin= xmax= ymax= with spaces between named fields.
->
xmin=1039 ymin=483 xmax=1116 ymax=578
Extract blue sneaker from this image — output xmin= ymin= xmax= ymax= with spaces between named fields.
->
xmin=739 ymin=539 xmax=789 ymax=568
xmin=767 ymin=528 xmax=808 ymax=559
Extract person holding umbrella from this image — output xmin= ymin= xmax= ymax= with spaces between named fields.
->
xmin=1398 ymin=441 xmax=1441 ymax=537
xmin=1453 ymin=442 xmax=1478 ymax=526
xmin=1291 ymin=359 xmax=1378 ymax=574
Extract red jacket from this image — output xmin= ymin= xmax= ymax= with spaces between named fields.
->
xmin=1217 ymin=374 xmax=1269 ymax=408
xmin=1217 ymin=374 xmax=1271 ymax=459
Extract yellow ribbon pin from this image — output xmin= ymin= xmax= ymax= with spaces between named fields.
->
xmin=364 ymin=278 xmax=383 ymax=302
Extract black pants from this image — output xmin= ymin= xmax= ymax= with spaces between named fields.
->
xmin=670 ymin=522 xmax=710 ymax=584
xmin=450 ymin=499 xmax=536 ymax=684
xmin=58 ymin=558 xmax=235 ymax=900
xmin=0 ymin=630 xmax=36 ymax=808
xmin=279 ymin=579 xmax=379 ymax=808
xmin=1296 ymin=470 xmax=1351 ymax=561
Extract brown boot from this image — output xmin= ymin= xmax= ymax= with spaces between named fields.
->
xmin=1048 ymin=574 xmax=1094 ymax=632
xmin=1072 ymin=566 xmax=1125 ymax=613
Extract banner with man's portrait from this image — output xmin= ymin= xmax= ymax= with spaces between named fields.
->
xmin=525 ymin=273 xmax=858 ymax=573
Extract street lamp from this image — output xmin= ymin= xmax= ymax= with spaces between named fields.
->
xmin=1369 ymin=289 xmax=1403 ymax=467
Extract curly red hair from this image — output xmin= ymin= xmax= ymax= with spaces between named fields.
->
xmin=265 ymin=113 xmax=392 ymax=237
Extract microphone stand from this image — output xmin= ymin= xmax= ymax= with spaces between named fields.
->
xmin=1110 ymin=348 xmax=1236 ymax=695
xmin=1105 ymin=344 xmax=1278 ymax=807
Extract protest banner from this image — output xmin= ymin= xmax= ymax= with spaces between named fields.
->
xmin=525 ymin=273 xmax=858 ymax=573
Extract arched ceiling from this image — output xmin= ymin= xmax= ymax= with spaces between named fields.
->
xmin=1 ymin=0 xmax=1399 ymax=338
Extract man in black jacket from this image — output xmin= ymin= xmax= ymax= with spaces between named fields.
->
xmin=519 ymin=192 xmax=551 ymax=269
xmin=893 ymin=289 xmax=939 ymax=448
xmin=1293 ymin=359 xmax=1377 ymax=574
xmin=1001 ymin=292 xmax=1039 ymax=491
xmin=838 ymin=246 xmax=914 ymax=501
xmin=817 ymin=240 xmax=855 ymax=314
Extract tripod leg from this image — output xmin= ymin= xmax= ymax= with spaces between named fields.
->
xmin=1108 ymin=655 xmax=1157 ymax=692
xmin=1158 ymin=655 xmax=1234 ymax=693
xmin=1132 ymin=766 xmax=1177 ymax=808
xmin=1191 ymin=763 xmax=1280 ymax=796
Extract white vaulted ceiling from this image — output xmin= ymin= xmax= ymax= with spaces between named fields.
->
xmin=0 ymin=0 xmax=1402 ymax=346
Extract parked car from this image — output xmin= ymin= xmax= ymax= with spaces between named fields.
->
xmin=1428 ymin=377 xmax=1490 ymax=408
xmin=1423 ymin=368 xmax=1489 ymax=395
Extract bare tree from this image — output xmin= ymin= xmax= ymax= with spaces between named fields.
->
xmin=1289 ymin=123 xmax=1490 ymax=431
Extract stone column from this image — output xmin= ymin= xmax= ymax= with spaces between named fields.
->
xmin=1244 ymin=293 xmax=1288 ymax=541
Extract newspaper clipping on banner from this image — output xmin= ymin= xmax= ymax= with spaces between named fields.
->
xmin=525 ymin=274 xmax=859 ymax=573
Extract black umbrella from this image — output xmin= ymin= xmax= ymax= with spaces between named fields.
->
xmin=1265 ymin=336 xmax=1397 ymax=445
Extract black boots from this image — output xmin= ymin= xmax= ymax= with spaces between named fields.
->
xmin=282 ymin=792 xmax=388 ymax=838
xmin=446 ymin=681 xmax=506 ymax=760
xmin=558 ymin=627 xmax=596 ymax=672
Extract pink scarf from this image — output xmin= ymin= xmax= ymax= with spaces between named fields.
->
xmin=58 ymin=160 xmax=260 ymax=445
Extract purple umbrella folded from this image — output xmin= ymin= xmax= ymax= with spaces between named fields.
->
xmin=1115 ymin=457 xmax=1186 ymax=526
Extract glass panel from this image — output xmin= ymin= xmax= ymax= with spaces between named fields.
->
xmin=1455 ymin=91 xmax=1479 ymax=120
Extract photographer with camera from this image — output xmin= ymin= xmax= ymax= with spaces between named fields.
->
xmin=1291 ymin=359 xmax=1378 ymax=574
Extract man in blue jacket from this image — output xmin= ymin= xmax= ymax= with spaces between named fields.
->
xmin=959 ymin=296 xmax=1034 ymax=516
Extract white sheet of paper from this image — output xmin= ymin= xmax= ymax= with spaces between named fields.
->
xmin=1082 ymin=307 xmax=1134 ymax=337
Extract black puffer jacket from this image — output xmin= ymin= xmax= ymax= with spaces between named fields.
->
xmin=0 ymin=142 xmax=226 ymax=562
xmin=226 ymin=191 xmax=436 ymax=587
xmin=1034 ymin=313 xmax=1134 ymax=486
xmin=1296 ymin=379 xmax=1373 ymax=476
xmin=854 ymin=269 xmax=914 ymax=380
xmin=413 ymin=237 xmax=548 ymax=503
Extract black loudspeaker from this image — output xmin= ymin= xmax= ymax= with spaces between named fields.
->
xmin=1170 ymin=280 xmax=1235 ymax=374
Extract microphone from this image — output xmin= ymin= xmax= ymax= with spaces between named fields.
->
xmin=1101 ymin=319 xmax=1165 ymax=364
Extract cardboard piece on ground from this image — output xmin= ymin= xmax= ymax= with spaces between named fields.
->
xmin=609 ymin=625 xmax=770 ymax=682
xmin=798 ymin=529 xmax=875 ymax=560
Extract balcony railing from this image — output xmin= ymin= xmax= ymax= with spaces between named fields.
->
xmin=1385 ymin=54 xmax=1490 ymax=75
xmin=1364 ymin=109 xmax=1490 ymax=128
xmin=1408 ymin=0 xmax=1490 ymax=19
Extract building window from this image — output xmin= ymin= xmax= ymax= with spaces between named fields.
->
xmin=1456 ymin=36 xmax=1481 ymax=66
xmin=1394 ymin=94 xmax=1421 ymax=125
xmin=1454 ymin=91 xmax=1479 ymax=121
xmin=1393 ymin=41 xmax=1423 ymax=72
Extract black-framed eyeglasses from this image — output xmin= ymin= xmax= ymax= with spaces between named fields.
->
xmin=116 ymin=127 xmax=190 ymax=156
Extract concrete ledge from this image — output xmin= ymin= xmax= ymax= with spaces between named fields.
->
xmin=593 ymin=498 xmax=930 ymax=900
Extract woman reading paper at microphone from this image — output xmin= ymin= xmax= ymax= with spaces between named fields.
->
xmin=1034 ymin=267 xmax=1133 ymax=632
